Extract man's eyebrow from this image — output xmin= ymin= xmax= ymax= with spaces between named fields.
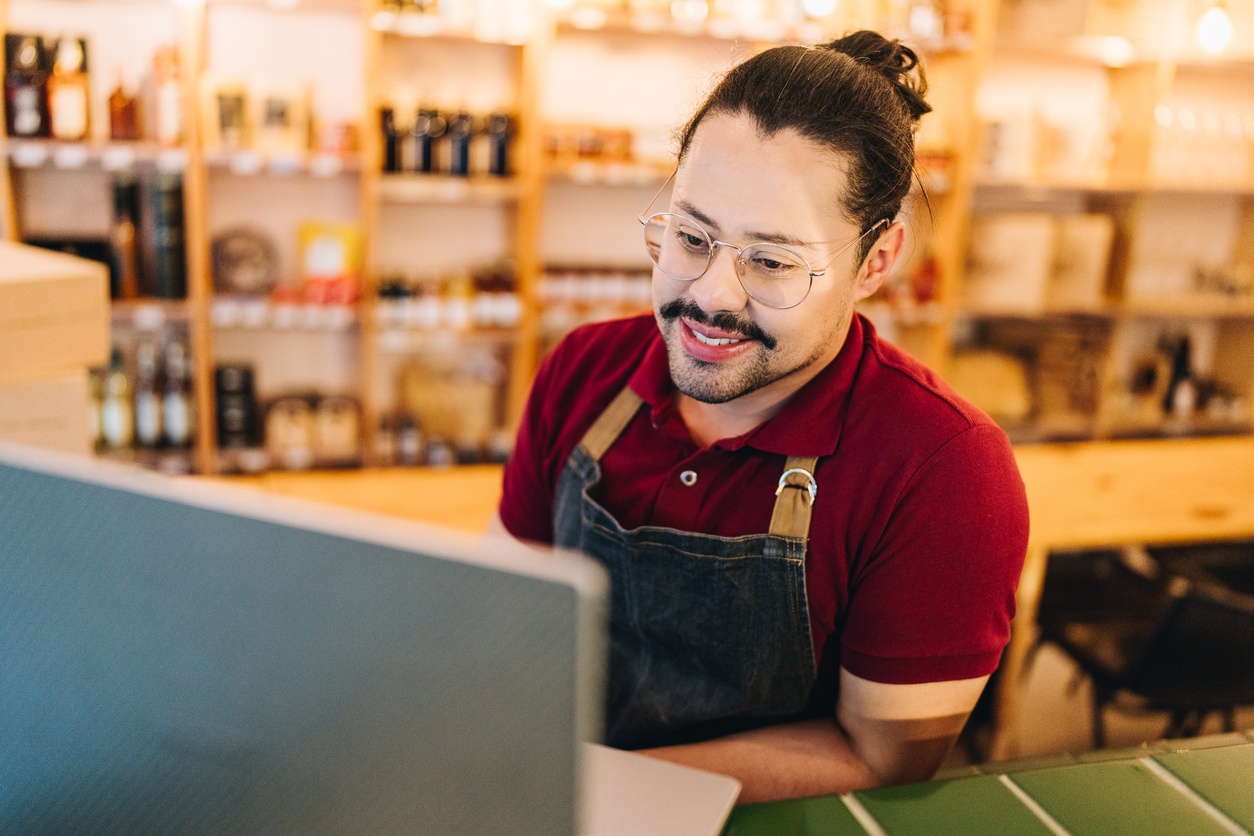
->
xmin=674 ymin=199 xmax=812 ymax=249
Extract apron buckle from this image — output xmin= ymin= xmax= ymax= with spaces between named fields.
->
xmin=775 ymin=468 xmax=817 ymax=506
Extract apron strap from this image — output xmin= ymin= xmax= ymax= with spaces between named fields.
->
xmin=769 ymin=456 xmax=819 ymax=540
xmin=579 ymin=387 xmax=644 ymax=462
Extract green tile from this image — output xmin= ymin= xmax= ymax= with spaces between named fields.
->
xmin=854 ymin=775 xmax=1054 ymax=836
xmin=1011 ymin=760 xmax=1235 ymax=836
xmin=977 ymin=751 xmax=1079 ymax=774
xmin=1154 ymin=744 xmax=1254 ymax=831
xmin=722 ymin=794 xmax=867 ymax=836
xmin=1075 ymin=742 xmax=1159 ymax=763
xmin=1159 ymin=732 xmax=1250 ymax=752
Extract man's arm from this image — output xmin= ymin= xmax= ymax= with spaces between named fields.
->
xmin=637 ymin=668 xmax=989 ymax=804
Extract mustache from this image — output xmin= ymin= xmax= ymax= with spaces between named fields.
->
xmin=659 ymin=299 xmax=777 ymax=351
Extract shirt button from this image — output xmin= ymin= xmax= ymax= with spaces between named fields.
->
xmin=680 ymin=470 xmax=698 ymax=487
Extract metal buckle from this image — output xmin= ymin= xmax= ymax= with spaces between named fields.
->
xmin=775 ymin=468 xmax=818 ymax=506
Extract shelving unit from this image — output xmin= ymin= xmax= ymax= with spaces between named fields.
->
xmin=3 ymin=0 xmax=1252 ymax=474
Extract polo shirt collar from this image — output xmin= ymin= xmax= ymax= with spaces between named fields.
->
xmin=628 ymin=313 xmax=869 ymax=457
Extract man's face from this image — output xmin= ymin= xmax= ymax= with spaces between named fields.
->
xmin=652 ymin=111 xmax=876 ymax=406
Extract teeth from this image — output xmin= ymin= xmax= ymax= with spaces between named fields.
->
xmin=692 ymin=329 xmax=744 ymax=347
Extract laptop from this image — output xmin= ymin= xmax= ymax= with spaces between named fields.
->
xmin=0 ymin=442 xmax=738 ymax=835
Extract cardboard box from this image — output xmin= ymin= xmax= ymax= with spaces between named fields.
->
xmin=0 ymin=370 xmax=91 ymax=456
xmin=0 ymin=241 xmax=109 ymax=384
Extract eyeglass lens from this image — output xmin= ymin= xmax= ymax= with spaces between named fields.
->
xmin=642 ymin=213 xmax=815 ymax=309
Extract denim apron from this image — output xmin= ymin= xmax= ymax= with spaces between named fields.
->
xmin=553 ymin=386 xmax=820 ymax=749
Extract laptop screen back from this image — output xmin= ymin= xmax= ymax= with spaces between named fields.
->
xmin=0 ymin=443 xmax=606 ymax=835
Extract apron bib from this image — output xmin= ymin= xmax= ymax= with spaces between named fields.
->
xmin=553 ymin=387 xmax=820 ymax=749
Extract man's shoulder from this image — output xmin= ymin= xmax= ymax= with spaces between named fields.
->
xmin=852 ymin=323 xmax=1008 ymax=452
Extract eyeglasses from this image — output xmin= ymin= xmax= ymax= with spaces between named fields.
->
xmin=638 ymin=174 xmax=888 ymax=310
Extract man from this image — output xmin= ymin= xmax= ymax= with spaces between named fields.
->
xmin=491 ymin=31 xmax=1029 ymax=803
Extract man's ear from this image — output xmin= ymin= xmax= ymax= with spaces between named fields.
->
xmin=853 ymin=220 xmax=907 ymax=303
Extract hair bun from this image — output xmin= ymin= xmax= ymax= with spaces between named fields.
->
xmin=827 ymin=30 xmax=932 ymax=121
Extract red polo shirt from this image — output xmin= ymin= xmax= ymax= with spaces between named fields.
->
xmin=500 ymin=312 xmax=1029 ymax=691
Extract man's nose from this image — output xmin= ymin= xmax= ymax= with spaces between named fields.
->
xmin=689 ymin=244 xmax=749 ymax=313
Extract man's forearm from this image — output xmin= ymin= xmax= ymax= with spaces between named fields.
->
xmin=636 ymin=717 xmax=881 ymax=804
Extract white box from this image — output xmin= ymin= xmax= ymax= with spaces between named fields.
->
xmin=1049 ymin=214 xmax=1114 ymax=309
xmin=964 ymin=213 xmax=1056 ymax=312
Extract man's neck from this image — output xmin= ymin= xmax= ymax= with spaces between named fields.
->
xmin=675 ymin=360 xmax=823 ymax=449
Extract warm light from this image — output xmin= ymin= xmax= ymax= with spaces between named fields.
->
xmin=1196 ymin=2 xmax=1234 ymax=55
xmin=802 ymin=0 xmax=836 ymax=18
xmin=545 ymin=0 xmax=575 ymax=8
xmin=266 ymin=0 xmax=300 ymax=8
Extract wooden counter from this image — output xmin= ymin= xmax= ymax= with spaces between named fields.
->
xmin=209 ymin=436 xmax=1254 ymax=760
xmin=211 ymin=465 xmax=505 ymax=534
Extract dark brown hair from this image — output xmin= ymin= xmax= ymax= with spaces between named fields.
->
xmin=678 ymin=31 xmax=931 ymax=259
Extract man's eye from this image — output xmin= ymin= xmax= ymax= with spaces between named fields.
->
xmin=678 ymin=232 xmax=708 ymax=250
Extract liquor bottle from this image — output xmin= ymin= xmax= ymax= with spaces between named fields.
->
xmin=107 ymin=69 xmax=142 ymax=141
xmin=100 ymin=347 xmax=134 ymax=451
xmin=380 ymin=106 xmax=401 ymax=173
xmin=88 ymin=367 xmax=105 ymax=452
xmin=1163 ymin=334 xmax=1197 ymax=419
xmin=4 ymin=34 xmax=51 ymax=138
xmin=409 ymin=106 xmax=446 ymax=174
xmin=47 ymin=37 xmax=90 ymax=141
xmin=152 ymin=45 xmax=182 ymax=146
xmin=485 ymin=111 xmax=513 ymax=177
xmin=163 ymin=338 xmax=194 ymax=449
xmin=133 ymin=338 xmax=164 ymax=450
xmin=447 ymin=109 xmax=475 ymax=177
xmin=109 ymin=174 xmax=141 ymax=299
xmin=215 ymin=364 xmax=259 ymax=450
xmin=150 ymin=173 xmax=187 ymax=299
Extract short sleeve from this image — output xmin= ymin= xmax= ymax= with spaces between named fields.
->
xmin=498 ymin=346 xmax=564 ymax=545
xmin=839 ymin=423 xmax=1029 ymax=684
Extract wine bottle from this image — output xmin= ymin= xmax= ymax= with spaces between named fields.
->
xmin=380 ymin=106 xmax=400 ymax=173
xmin=150 ymin=172 xmax=187 ymax=299
xmin=100 ymin=347 xmax=134 ymax=451
xmin=109 ymin=174 xmax=141 ymax=299
xmin=4 ymin=34 xmax=51 ymax=138
xmin=133 ymin=338 xmax=164 ymax=450
xmin=107 ymin=68 xmax=142 ymax=141
xmin=47 ymin=36 xmax=90 ymax=141
xmin=152 ymin=45 xmax=182 ymax=146
xmin=447 ymin=109 xmax=475 ymax=177
xmin=163 ymin=338 xmax=194 ymax=449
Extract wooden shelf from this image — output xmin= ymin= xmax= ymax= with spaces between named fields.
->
xmin=4 ymin=138 xmax=188 ymax=172
xmin=203 ymin=150 xmax=363 ymax=178
xmin=375 ymin=174 xmax=523 ymax=204
xmin=545 ymin=158 xmax=671 ymax=186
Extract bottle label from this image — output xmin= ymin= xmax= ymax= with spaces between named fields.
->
xmin=101 ymin=400 xmax=134 ymax=448
xmin=51 ymin=84 xmax=88 ymax=140
xmin=135 ymin=394 xmax=163 ymax=445
xmin=157 ymin=81 xmax=182 ymax=145
xmin=13 ymin=87 xmax=42 ymax=136
xmin=165 ymin=394 xmax=193 ymax=445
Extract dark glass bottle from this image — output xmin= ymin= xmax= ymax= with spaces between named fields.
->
xmin=409 ymin=107 xmax=446 ymax=174
xmin=150 ymin=173 xmax=187 ymax=299
xmin=109 ymin=174 xmax=141 ymax=300
xmin=108 ymin=69 xmax=142 ymax=141
xmin=447 ymin=110 xmax=475 ymax=177
xmin=485 ymin=112 xmax=513 ymax=177
xmin=380 ymin=106 xmax=400 ymax=173
xmin=4 ymin=34 xmax=51 ymax=138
